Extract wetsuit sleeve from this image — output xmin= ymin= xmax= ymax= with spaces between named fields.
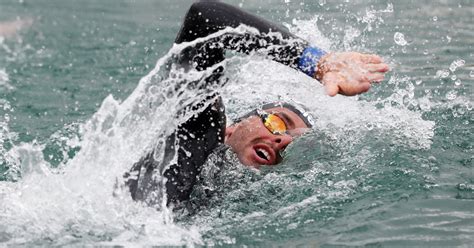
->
xmin=125 ymin=97 xmax=226 ymax=207
xmin=175 ymin=0 xmax=327 ymax=77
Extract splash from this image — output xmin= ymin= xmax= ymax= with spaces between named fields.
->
xmin=0 ymin=15 xmax=441 ymax=246
xmin=284 ymin=17 xmax=332 ymax=51
xmin=0 ymin=69 xmax=14 ymax=91
xmin=0 ymin=24 xmax=315 ymax=246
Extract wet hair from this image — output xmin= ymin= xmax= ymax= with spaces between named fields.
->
xmin=234 ymin=102 xmax=314 ymax=128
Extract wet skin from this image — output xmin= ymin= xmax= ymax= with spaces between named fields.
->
xmin=224 ymin=107 xmax=310 ymax=168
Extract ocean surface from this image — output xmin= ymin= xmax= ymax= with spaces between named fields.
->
xmin=0 ymin=0 xmax=473 ymax=246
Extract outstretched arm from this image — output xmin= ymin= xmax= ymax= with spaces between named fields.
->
xmin=175 ymin=0 xmax=389 ymax=96
xmin=126 ymin=1 xmax=390 ymax=208
xmin=175 ymin=1 xmax=318 ymax=76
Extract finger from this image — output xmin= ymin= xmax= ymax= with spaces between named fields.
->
xmin=341 ymin=82 xmax=371 ymax=96
xmin=365 ymin=63 xmax=390 ymax=73
xmin=322 ymin=73 xmax=341 ymax=97
xmin=357 ymin=83 xmax=371 ymax=93
xmin=361 ymin=54 xmax=383 ymax=64
xmin=366 ymin=73 xmax=385 ymax=83
xmin=324 ymin=80 xmax=340 ymax=97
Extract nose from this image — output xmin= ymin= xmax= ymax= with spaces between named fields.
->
xmin=272 ymin=134 xmax=293 ymax=151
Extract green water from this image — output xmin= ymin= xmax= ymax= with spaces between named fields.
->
xmin=0 ymin=0 xmax=473 ymax=246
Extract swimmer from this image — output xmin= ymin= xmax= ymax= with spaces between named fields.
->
xmin=124 ymin=0 xmax=389 ymax=207
xmin=0 ymin=18 xmax=33 ymax=38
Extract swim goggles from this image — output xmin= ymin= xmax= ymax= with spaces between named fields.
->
xmin=234 ymin=102 xmax=314 ymax=129
xmin=258 ymin=111 xmax=287 ymax=135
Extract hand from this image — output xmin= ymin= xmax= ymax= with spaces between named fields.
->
xmin=315 ymin=52 xmax=390 ymax=96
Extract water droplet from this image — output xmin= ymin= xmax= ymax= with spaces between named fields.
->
xmin=415 ymin=80 xmax=422 ymax=85
xmin=451 ymin=75 xmax=457 ymax=81
xmin=399 ymin=193 xmax=409 ymax=201
xmin=432 ymin=16 xmax=438 ymax=21
xmin=446 ymin=35 xmax=451 ymax=43
xmin=470 ymin=71 xmax=474 ymax=78
xmin=287 ymin=223 xmax=298 ymax=230
xmin=420 ymin=101 xmax=431 ymax=111
xmin=445 ymin=90 xmax=457 ymax=100
xmin=406 ymin=82 xmax=415 ymax=92
xmin=365 ymin=122 xmax=374 ymax=130
xmin=148 ymin=86 xmax=160 ymax=94
xmin=466 ymin=103 xmax=473 ymax=111
xmin=423 ymin=50 xmax=429 ymax=55
xmin=435 ymin=69 xmax=450 ymax=78
xmin=318 ymin=0 xmax=326 ymax=6
xmin=394 ymin=32 xmax=407 ymax=46
xmin=449 ymin=59 xmax=465 ymax=72
xmin=456 ymin=183 xmax=474 ymax=191
xmin=454 ymin=79 xmax=462 ymax=86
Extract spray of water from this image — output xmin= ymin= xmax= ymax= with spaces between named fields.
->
xmin=0 ymin=14 xmax=444 ymax=246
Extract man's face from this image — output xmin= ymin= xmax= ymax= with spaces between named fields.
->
xmin=224 ymin=107 xmax=310 ymax=168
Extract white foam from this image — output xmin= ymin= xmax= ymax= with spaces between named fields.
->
xmin=0 ymin=25 xmax=283 ymax=245
xmin=0 ymin=69 xmax=14 ymax=91
xmin=0 ymin=20 xmax=439 ymax=245
xmin=222 ymin=59 xmax=435 ymax=150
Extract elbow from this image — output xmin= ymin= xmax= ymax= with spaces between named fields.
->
xmin=188 ymin=0 xmax=229 ymax=17
xmin=188 ymin=1 xmax=216 ymax=16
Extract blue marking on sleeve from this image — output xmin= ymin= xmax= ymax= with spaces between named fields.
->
xmin=298 ymin=46 xmax=327 ymax=77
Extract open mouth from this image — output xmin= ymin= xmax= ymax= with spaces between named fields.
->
xmin=256 ymin=148 xmax=270 ymax=161
xmin=253 ymin=144 xmax=276 ymax=165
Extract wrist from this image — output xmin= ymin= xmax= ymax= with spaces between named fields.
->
xmin=297 ymin=46 xmax=327 ymax=78
xmin=315 ymin=53 xmax=331 ymax=82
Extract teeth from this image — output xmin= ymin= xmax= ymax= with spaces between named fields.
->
xmin=257 ymin=148 xmax=270 ymax=161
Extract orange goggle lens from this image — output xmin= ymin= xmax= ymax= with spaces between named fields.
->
xmin=261 ymin=113 xmax=287 ymax=135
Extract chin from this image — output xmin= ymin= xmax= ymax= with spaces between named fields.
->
xmin=238 ymin=154 xmax=258 ymax=168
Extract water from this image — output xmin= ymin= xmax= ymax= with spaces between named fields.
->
xmin=1 ymin=0 xmax=473 ymax=246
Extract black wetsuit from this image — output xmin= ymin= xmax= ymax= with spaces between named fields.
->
xmin=124 ymin=0 xmax=324 ymax=207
